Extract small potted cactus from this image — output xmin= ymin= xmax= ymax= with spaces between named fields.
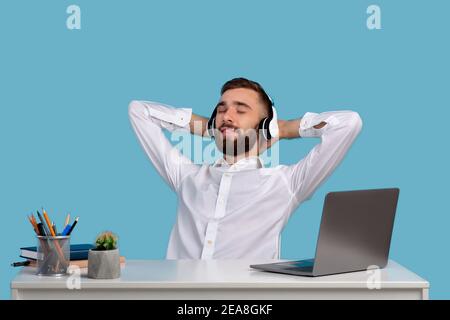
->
xmin=88 ymin=231 xmax=120 ymax=279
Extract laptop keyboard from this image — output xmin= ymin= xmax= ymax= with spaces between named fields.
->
xmin=283 ymin=265 xmax=313 ymax=271
xmin=277 ymin=260 xmax=314 ymax=271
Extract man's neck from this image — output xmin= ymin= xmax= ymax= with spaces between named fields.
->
xmin=223 ymin=144 xmax=259 ymax=165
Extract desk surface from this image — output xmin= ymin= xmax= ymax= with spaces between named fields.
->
xmin=11 ymin=259 xmax=429 ymax=299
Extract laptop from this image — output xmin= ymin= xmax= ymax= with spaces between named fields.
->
xmin=250 ymin=188 xmax=400 ymax=277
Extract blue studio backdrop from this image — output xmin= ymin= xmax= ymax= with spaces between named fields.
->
xmin=1 ymin=0 xmax=449 ymax=299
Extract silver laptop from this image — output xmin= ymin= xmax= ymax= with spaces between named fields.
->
xmin=250 ymin=188 xmax=400 ymax=277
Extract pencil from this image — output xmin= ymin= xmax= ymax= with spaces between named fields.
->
xmin=64 ymin=213 xmax=70 ymax=228
xmin=41 ymin=208 xmax=68 ymax=268
xmin=42 ymin=208 xmax=56 ymax=237
xmin=32 ymin=215 xmax=40 ymax=235
xmin=27 ymin=215 xmax=39 ymax=235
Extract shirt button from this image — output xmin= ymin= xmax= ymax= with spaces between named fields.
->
xmin=207 ymin=240 xmax=213 ymax=245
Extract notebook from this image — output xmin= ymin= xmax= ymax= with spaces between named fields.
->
xmin=20 ymin=244 xmax=95 ymax=261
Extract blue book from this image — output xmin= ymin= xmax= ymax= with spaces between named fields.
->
xmin=20 ymin=244 xmax=95 ymax=261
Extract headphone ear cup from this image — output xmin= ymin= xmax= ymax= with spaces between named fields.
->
xmin=207 ymin=118 xmax=216 ymax=138
xmin=207 ymin=108 xmax=217 ymax=138
xmin=258 ymin=117 xmax=271 ymax=140
xmin=267 ymin=106 xmax=279 ymax=139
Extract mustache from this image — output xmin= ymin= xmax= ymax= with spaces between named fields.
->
xmin=219 ymin=124 xmax=238 ymax=130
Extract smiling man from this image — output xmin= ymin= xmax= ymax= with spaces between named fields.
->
xmin=128 ymin=77 xmax=363 ymax=259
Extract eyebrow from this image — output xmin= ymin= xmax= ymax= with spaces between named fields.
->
xmin=216 ymin=100 xmax=252 ymax=109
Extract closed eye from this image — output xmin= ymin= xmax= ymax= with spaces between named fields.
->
xmin=217 ymin=105 xmax=226 ymax=113
xmin=236 ymin=105 xmax=249 ymax=114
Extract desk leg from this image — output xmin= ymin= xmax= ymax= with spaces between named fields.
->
xmin=422 ymin=288 xmax=429 ymax=300
xmin=11 ymin=289 xmax=20 ymax=300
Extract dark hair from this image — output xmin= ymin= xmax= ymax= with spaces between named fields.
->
xmin=220 ymin=77 xmax=272 ymax=116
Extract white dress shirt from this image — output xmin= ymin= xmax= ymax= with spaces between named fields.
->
xmin=128 ymin=100 xmax=363 ymax=260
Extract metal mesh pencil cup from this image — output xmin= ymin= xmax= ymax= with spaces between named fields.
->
xmin=36 ymin=235 xmax=70 ymax=276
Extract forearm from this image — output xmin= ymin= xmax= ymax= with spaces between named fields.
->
xmin=189 ymin=113 xmax=209 ymax=137
xmin=283 ymin=110 xmax=362 ymax=203
xmin=278 ymin=119 xmax=301 ymax=139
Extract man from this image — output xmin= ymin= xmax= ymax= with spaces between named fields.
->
xmin=128 ymin=77 xmax=363 ymax=260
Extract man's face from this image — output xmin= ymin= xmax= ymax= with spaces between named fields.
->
xmin=214 ymin=88 xmax=267 ymax=156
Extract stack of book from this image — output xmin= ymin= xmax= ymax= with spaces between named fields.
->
xmin=18 ymin=244 xmax=126 ymax=268
xmin=20 ymin=244 xmax=95 ymax=268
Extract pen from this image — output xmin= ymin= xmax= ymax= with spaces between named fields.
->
xmin=11 ymin=261 xmax=31 ymax=267
xmin=67 ymin=217 xmax=79 ymax=235
xmin=37 ymin=222 xmax=47 ymax=236
xmin=61 ymin=224 xmax=72 ymax=236
xmin=37 ymin=210 xmax=51 ymax=236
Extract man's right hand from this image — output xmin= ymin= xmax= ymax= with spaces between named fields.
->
xmin=189 ymin=114 xmax=209 ymax=137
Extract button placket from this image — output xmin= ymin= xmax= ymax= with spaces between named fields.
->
xmin=201 ymin=172 xmax=232 ymax=259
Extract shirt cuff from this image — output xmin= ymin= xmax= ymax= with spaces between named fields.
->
xmin=299 ymin=112 xmax=320 ymax=137
xmin=143 ymin=101 xmax=192 ymax=131
xmin=299 ymin=112 xmax=337 ymax=138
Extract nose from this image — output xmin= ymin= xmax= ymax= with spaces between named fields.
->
xmin=222 ymin=107 xmax=236 ymax=123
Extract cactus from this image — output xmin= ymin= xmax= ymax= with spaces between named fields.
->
xmin=94 ymin=231 xmax=118 ymax=250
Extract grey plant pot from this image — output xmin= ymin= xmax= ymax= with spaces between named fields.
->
xmin=87 ymin=248 xmax=121 ymax=279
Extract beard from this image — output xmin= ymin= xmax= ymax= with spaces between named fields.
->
xmin=216 ymin=127 xmax=259 ymax=157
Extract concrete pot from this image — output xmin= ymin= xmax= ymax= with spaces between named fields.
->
xmin=87 ymin=248 xmax=120 ymax=279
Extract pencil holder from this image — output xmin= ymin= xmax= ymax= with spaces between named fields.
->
xmin=36 ymin=235 xmax=70 ymax=276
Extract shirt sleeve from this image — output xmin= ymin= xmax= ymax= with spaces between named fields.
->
xmin=283 ymin=110 xmax=363 ymax=206
xmin=128 ymin=100 xmax=193 ymax=192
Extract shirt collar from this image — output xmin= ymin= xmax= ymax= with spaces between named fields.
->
xmin=212 ymin=156 xmax=264 ymax=171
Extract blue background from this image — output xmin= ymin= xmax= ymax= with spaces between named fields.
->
xmin=1 ymin=0 xmax=448 ymax=299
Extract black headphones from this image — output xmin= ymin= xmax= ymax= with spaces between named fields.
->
xmin=207 ymin=94 xmax=278 ymax=140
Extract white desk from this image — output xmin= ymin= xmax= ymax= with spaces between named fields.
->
xmin=11 ymin=259 xmax=429 ymax=300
